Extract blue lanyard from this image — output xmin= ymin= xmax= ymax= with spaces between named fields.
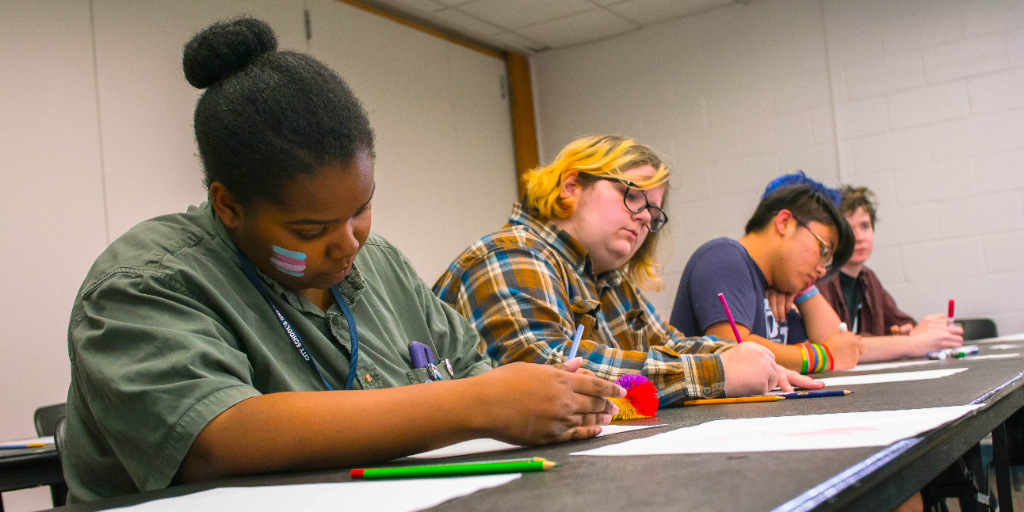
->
xmin=236 ymin=251 xmax=359 ymax=391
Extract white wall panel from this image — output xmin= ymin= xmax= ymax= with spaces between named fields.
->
xmin=533 ymin=0 xmax=1024 ymax=332
xmin=0 ymin=0 xmax=107 ymax=442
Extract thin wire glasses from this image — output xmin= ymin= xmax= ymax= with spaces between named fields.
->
xmin=793 ymin=216 xmax=834 ymax=269
xmin=582 ymin=175 xmax=668 ymax=232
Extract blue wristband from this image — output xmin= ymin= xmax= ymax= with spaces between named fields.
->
xmin=794 ymin=285 xmax=820 ymax=305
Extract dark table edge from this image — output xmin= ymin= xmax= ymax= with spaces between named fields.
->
xmin=774 ymin=370 xmax=1024 ymax=512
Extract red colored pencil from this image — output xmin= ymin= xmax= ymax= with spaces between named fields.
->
xmin=718 ymin=293 xmax=744 ymax=343
xmin=948 ymin=300 xmax=955 ymax=328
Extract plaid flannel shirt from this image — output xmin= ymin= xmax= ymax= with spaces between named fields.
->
xmin=433 ymin=204 xmax=732 ymax=406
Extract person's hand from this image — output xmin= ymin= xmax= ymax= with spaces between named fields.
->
xmin=555 ymin=357 xmax=595 ymax=377
xmin=822 ymin=332 xmax=862 ymax=370
xmin=765 ymin=288 xmax=796 ymax=323
xmin=891 ymin=324 xmax=913 ymax=335
xmin=474 ymin=362 xmax=625 ymax=446
xmin=720 ymin=342 xmax=780 ymax=397
xmin=776 ymin=365 xmax=824 ymax=391
xmin=906 ymin=329 xmax=963 ymax=356
xmin=910 ymin=314 xmax=964 ymax=336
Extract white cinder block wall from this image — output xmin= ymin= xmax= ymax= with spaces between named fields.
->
xmin=533 ymin=0 xmax=1024 ymax=335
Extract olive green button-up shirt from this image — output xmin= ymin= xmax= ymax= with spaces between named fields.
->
xmin=65 ymin=202 xmax=490 ymax=502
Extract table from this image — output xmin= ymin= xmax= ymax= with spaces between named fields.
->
xmin=0 ymin=445 xmax=64 ymax=510
xmin=43 ymin=344 xmax=1024 ymax=512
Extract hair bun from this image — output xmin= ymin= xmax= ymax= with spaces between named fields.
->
xmin=183 ymin=17 xmax=277 ymax=89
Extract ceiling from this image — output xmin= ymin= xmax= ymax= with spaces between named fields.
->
xmin=362 ymin=0 xmax=747 ymax=53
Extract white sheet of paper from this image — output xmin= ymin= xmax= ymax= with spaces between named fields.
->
xmin=976 ymin=333 xmax=1024 ymax=344
xmin=410 ymin=424 xmax=664 ymax=459
xmin=846 ymin=360 xmax=940 ymax=372
xmin=815 ymin=368 xmax=967 ymax=387
xmin=987 ymin=344 xmax=1022 ymax=350
xmin=960 ymin=353 xmax=1020 ymax=361
xmin=104 ymin=474 xmax=521 ymax=512
xmin=572 ymin=406 xmax=980 ymax=456
xmin=0 ymin=436 xmax=54 ymax=448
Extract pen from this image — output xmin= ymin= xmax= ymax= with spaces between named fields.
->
xmin=948 ymin=300 xmax=955 ymax=328
xmin=682 ymin=396 xmax=784 ymax=405
xmin=566 ymin=324 xmax=585 ymax=360
xmin=351 ymin=459 xmax=560 ymax=479
xmin=718 ymin=293 xmax=744 ymax=343
xmin=927 ymin=345 xmax=979 ymax=360
xmin=769 ymin=390 xmax=852 ymax=399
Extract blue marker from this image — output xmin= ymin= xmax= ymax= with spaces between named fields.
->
xmin=566 ymin=324 xmax=585 ymax=360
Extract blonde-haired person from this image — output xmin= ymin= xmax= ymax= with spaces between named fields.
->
xmin=434 ymin=136 xmax=821 ymax=404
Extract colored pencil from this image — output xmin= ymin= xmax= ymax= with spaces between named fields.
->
xmin=682 ymin=395 xmax=784 ymax=406
xmin=351 ymin=459 xmax=559 ymax=479
xmin=769 ymin=390 xmax=852 ymax=399
xmin=948 ymin=299 xmax=955 ymax=328
xmin=0 ymin=443 xmax=48 ymax=450
xmin=566 ymin=324 xmax=585 ymax=360
xmin=718 ymin=293 xmax=744 ymax=343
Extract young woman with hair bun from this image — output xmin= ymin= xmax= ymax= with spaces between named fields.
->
xmin=63 ymin=17 xmax=623 ymax=502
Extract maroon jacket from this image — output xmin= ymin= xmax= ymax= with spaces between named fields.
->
xmin=820 ymin=266 xmax=916 ymax=336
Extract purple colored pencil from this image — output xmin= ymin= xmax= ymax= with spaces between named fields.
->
xmin=718 ymin=293 xmax=744 ymax=343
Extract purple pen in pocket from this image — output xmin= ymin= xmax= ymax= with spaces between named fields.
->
xmin=409 ymin=341 xmax=435 ymax=369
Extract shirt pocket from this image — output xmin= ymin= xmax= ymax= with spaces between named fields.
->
xmin=404 ymin=359 xmax=456 ymax=385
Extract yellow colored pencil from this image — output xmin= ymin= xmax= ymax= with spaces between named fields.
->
xmin=682 ymin=395 xmax=784 ymax=406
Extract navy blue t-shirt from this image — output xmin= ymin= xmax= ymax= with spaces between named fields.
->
xmin=670 ymin=238 xmax=805 ymax=345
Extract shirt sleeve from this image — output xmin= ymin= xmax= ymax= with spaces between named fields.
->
xmin=685 ymin=244 xmax=761 ymax=333
xmin=68 ymin=270 xmax=260 ymax=493
xmin=439 ymin=246 xmax=727 ymax=405
xmin=879 ymin=284 xmax=917 ymax=330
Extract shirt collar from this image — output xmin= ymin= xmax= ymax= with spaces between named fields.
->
xmin=508 ymin=203 xmax=624 ymax=286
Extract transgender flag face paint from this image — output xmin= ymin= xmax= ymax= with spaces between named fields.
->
xmin=271 ymin=246 xmax=307 ymax=277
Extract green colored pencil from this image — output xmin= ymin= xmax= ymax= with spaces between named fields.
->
xmin=351 ymin=459 xmax=559 ymax=479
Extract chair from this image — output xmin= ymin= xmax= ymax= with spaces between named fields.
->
xmin=32 ymin=403 xmax=68 ymax=507
xmin=958 ymin=318 xmax=999 ymax=341
xmin=33 ymin=403 xmax=65 ymax=437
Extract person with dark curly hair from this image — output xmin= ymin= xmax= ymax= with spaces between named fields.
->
xmin=62 ymin=17 xmax=623 ymax=502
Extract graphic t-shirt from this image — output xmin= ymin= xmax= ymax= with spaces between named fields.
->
xmin=670 ymin=238 xmax=801 ymax=344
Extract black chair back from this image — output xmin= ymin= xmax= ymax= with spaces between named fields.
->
xmin=958 ymin=318 xmax=998 ymax=341
xmin=33 ymin=403 xmax=66 ymax=437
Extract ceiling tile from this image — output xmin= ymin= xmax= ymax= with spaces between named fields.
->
xmin=492 ymin=31 xmax=549 ymax=52
xmin=458 ymin=0 xmax=595 ymax=30
xmin=517 ymin=9 xmax=637 ymax=49
xmin=607 ymin=0 xmax=733 ymax=26
xmin=431 ymin=8 xmax=506 ymax=36
xmin=372 ymin=0 xmax=447 ymax=15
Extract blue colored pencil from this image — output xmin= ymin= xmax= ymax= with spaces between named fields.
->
xmin=769 ymin=390 xmax=852 ymax=399
xmin=566 ymin=324 xmax=585 ymax=359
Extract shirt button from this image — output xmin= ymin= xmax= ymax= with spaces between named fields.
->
xmin=704 ymin=387 xmax=712 ymax=394
xmin=364 ymin=373 xmax=373 ymax=384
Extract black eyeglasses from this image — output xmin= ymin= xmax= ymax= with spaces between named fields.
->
xmin=793 ymin=216 xmax=834 ymax=269
xmin=581 ymin=174 xmax=668 ymax=232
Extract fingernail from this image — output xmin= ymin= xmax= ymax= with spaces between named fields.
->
xmin=601 ymin=413 xmax=612 ymax=424
xmin=617 ymin=385 xmax=628 ymax=398
xmin=610 ymin=402 xmax=620 ymax=415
